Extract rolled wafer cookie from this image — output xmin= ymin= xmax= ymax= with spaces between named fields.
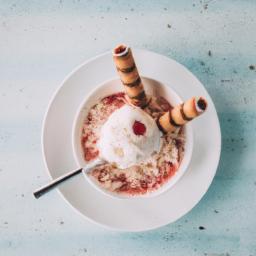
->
xmin=113 ymin=44 xmax=149 ymax=108
xmin=157 ymin=97 xmax=207 ymax=133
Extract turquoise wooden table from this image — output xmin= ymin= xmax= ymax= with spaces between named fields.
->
xmin=0 ymin=1 xmax=255 ymax=255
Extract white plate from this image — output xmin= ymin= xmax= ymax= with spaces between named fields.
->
xmin=42 ymin=49 xmax=221 ymax=232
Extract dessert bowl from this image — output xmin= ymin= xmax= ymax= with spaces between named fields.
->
xmin=72 ymin=76 xmax=194 ymax=199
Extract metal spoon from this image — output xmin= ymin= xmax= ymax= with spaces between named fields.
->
xmin=33 ymin=158 xmax=105 ymax=199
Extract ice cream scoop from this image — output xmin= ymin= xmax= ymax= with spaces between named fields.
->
xmin=98 ymin=105 xmax=162 ymax=169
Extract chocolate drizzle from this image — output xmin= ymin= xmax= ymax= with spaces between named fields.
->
xmin=129 ymin=90 xmax=146 ymax=100
xmin=169 ymin=110 xmax=181 ymax=127
xmin=156 ymin=117 xmax=167 ymax=134
xmin=180 ymin=103 xmax=193 ymax=121
xmin=122 ymin=77 xmax=141 ymax=88
xmin=117 ymin=64 xmax=136 ymax=73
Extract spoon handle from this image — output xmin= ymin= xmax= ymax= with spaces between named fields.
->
xmin=33 ymin=168 xmax=83 ymax=199
xmin=33 ymin=158 xmax=105 ymax=199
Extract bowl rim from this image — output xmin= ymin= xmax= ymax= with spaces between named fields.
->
xmin=72 ymin=76 xmax=194 ymax=199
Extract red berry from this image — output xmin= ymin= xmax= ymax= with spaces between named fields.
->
xmin=133 ymin=120 xmax=146 ymax=136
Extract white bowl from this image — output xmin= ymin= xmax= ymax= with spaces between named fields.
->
xmin=72 ymin=77 xmax=193 ymax=199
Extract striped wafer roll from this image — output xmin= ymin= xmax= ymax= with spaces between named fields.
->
xmin=113 ymin=44 xmax=149 ymax=108
xmin=157 ymin=97 xmax=208 ymax=133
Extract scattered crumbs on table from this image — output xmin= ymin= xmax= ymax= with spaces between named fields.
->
xmin=162 ymin=232 xmax=176 ymax=241
xmin=78 ymin=248 xmax=88 ymax=254
xmin=221 ymin=79 xmax=233 ymax=83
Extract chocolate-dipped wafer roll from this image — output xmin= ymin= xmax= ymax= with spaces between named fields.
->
xmin=157 ymin=97 xmax=207 ymax=133
xmin=113 ymin=44 xmax=149 ymax=108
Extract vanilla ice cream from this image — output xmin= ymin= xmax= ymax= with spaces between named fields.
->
xmin=98 ymin=105 xmax=162 ymax=169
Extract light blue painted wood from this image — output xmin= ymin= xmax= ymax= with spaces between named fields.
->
xmin=0 ymin=1 xmax=255 ymax=255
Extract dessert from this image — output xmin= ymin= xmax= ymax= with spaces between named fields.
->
xmin=81 ymin=93 xmax=186 ymax=195
xmin=80 ymin=44 xmax=208 ymax=196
